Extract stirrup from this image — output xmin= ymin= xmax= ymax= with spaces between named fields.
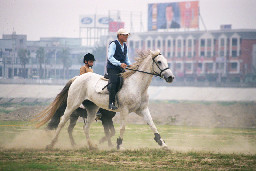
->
xmin=109 ymin=103 xmax=118 ymax=110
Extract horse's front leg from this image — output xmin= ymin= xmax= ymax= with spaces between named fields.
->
xmin=139 ymin=107 xmax=168 ymax=149
xmin=117 ymin=109 xmax=128 ymax=150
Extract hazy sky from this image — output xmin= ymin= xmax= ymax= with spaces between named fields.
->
xmin=0 ymin=0 xmax=256 ymax=40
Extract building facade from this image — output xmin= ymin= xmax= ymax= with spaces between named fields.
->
xmin=106 ymin=29 xmax=256 ymax=84
xmin=0 ymin=32 xmax=89 ymax=79
xmin=1 ymin=29 xmax=256 ymax=86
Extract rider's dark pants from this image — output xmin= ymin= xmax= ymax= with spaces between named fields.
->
xmin=107 ymin=68 xmax=121 ymax=104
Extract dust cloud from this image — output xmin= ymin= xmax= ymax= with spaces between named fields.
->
xmin=1 ymin=102 xmax=256 ymax=154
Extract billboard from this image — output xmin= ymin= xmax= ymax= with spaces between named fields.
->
xmin=109 ymin=21 xmax=125 ymax=32
xmin=148 ymin=1 xmax=199 ymax=30
xmin=80 ymin=15 xmax=94 ymax=27
xmin=79 ymin=15 xmax=113 ymax=28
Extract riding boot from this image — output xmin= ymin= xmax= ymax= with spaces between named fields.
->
xmin=109 ymin=85 xmax=118 ymax=110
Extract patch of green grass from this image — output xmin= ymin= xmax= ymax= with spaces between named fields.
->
xmin=0 ymin=108 xmax=12 ymax=114
xmin=0 ymin=121 xmax=256 ymax=170
xmin=1 ymin=149 xmax=255 ymax=170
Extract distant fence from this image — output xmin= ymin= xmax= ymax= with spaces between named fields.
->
xmin=0 ymin=78 xmax=256 ymax=87
xmin=0 ymin=78 xmax=68 ymax=85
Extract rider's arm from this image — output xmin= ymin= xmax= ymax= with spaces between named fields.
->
xmin=124 ymin=50 xmax=131 ymax=66
xmin=80 ymin=66 xmax=86 ymax=75
xmin=108 ymin=42 xmax=121 ymax=66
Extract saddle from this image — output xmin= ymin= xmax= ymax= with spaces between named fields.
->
xmin=95 ymin=74 xmax=123 ymax=94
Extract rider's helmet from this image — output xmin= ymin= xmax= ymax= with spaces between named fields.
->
xmin=83 ymin=53 xmax=95 ymax=63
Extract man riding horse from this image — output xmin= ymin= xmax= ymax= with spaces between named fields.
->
xmin=107 ymin=28 xmax=131 ymax=110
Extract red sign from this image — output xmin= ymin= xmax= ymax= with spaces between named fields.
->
xmin=109 ymin=22 xmax=125 ymax=32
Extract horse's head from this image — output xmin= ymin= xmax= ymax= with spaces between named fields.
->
xmin=150 ymin=50 xmax=175 ymax=83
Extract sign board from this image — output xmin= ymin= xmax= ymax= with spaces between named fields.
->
xmin=148 ymin=1 xmax=199 ymax=30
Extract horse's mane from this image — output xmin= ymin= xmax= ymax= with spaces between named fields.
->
xmin=122 ymin=50 xmax=151 ymax=79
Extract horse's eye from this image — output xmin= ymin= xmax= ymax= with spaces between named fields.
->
xmin=157 ymin=61 xmax=162 ymax=64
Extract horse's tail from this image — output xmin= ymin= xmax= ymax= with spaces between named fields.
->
xmin=46 ymin=100 xmax=67 ymax=130
xmin=32 ymin=77 xmax=77 ymax=128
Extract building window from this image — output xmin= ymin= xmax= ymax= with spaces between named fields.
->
xmin=216 ymin=63 xmax=224 ymax=71
xmin=135 ymin=41 xmax=139 ymax=48
xmin=129 ymin=41 xmax=133 ymax=48
xmin=168 ymin=63 xmax=172 ymax=68
xmin=220 ymin=51 xmax=224 ymax=57
xmin=162 ymin=40 xmax=165 ymax=47
xmin=207 ymin=39 xmax=211 ymax=47
xmin=200 ymin=51 xmax=205 ymax=57
xmin=177 ymin=52 xmax=182 ymax=57
xmin=207 ymin=51 xmax=211 ymax=57
xmin=141 ymin=40 xmax=144 ymax=48
xmin=200 ymin=39 xmax=205 ymax=47
xmin=188 ymin=51 xmax=192 ymax=58
xmin=176 ymin=63 xmax=181 ymax=70
xmin=232 ymin=38 xmax=238 ymax=46
xmin=185 ymin=63 xmax=192 ymax=71
xmin=221 ymin=38 xmax=225 ymax=46
xmin=231 ymin=62 xmax=237 ymax=69
xmin=188 ymin=39 xmax=192 ymax=47
xmin=167 ymin=52 xmax=171 ymax=57
xmin=157 ymin=40 xmax=161 ymax=48
xmin=178 ymin=40 xmax=182 ymax=48
xmin=14 ymin=68 xmax=18 ymax=76
xmin=197 ymin=63 xmax=203 ymax=72
xmin=147 ymin=40 xmax=151 ymax=48
xmin=206 ymin=63 xmax=213 ymax=72
xmin=168 ymin=40 xmax=171 ymax=47
xmin=232 ymin=50 xmax=237 ymax=57
xmin=20 ymin=39 xmax=24 ymax=45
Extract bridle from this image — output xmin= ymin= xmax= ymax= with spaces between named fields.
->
xmin=125 ymin=54 xmax=170 ymax=78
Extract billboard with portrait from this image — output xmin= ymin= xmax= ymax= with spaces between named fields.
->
xmin=148 ymin=1 xmax=199 ymax=30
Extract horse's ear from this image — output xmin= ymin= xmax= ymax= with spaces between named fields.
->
xmin=150 ymin=49 xmax=161 ymax=57
xmin=156 ymin=49 xmax=160 ymax=55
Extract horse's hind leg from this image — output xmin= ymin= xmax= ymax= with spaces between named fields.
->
xmin=68 ymin=113 xmax=79 ymax=147
xmin=46 ymin=106 xmax=75 ymax=149
xmin=82 ymin=101 xmax=99 ymax=150
xmin=108 ymin=121 xmax=115 ymax=147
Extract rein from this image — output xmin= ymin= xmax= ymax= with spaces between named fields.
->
xmin=125 ymin=54 xmax=169 ymax=78
xmin=125 ymin=67 xmax=158 ymax=76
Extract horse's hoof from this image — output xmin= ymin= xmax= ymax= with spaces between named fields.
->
xmin=119 ymin=146 xmax=125 ymax=150
xmin=71 ymin=143 xmax=77 ymax=148
xmin=162 ymin=145 xmax=169 ymax=150
xmin=108 ymin=143 xmax=114 ymax=148
xmin=89 ymin=145 xmax=98 ymax=150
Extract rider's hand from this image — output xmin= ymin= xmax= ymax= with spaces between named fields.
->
xmin=120 ymin=63 xmax=127 ymax=69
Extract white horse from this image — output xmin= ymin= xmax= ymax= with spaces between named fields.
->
xmin=46 ymin=50 xmax=175 ymax=150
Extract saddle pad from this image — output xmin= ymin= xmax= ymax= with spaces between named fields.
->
xmin=95 ymin=77 xmax=109 ymax=94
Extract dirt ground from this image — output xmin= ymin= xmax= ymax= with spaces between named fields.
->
xmin=1 ymin=101 xmax=256 ymax=128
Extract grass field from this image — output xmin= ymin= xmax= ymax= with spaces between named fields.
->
xmin=0 ymin=120 xmax=256 ymax=170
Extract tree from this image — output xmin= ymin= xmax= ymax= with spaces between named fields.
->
xmin=92 ymin=45 xmax=107 ymax=62
xmin=59 ymin=48 xmax=72 ymax=79
xmin=36 ymin=47 xmax=45 ymax=79
xmin=92 ymin=45 xmax=107 ymax=75
xmin=18 ymin=49 xmax=30 ymax=78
